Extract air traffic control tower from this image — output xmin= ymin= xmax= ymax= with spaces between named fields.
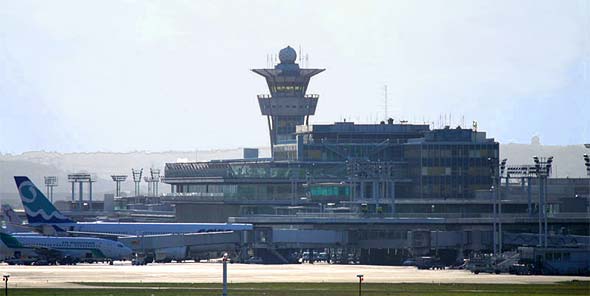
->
xmin=252 ymin=46 xmax=324 ymax=158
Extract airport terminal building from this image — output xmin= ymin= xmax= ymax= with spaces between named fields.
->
xmin=163 ymin=46 xmax=500 ymax=220
xmin=160 ymin=46 xmax=589 ymax=264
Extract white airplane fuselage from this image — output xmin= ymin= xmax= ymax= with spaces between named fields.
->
xmin=0 ymin=234 xmax=133 ymax=261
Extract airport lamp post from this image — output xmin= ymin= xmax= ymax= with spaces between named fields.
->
xmin=488 ymin=157 xmax=498 ymax=257
xmin=533 ymin=156 xmax=553 ymax=248
xmin=2 ymin=274 xmax=9 ymax=296
xmin=222 ymin=253 xmax=229 ymax=296
xmin=356 ymin=274 xmax=364 ymax=296
xmin=499 ymin=158 xmax=507 ymax=254
xmin=533 ymin=156 xmax=543 ymax=246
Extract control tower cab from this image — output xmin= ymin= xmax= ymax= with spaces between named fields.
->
xmin=252 ymin=46 xmax=324 ymax=157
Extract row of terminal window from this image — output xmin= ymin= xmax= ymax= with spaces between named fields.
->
xmin=265 ymin=104 xmax=310 ymax=109
xmin=271 ymin=86 xmax=303 ymax=92
xmin=544 ymin=252 xmax=571 ymax=261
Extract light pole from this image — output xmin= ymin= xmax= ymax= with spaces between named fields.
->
xmin=44 ymin=176 xmax=58 ymax=203
xmin=356 ymin=274 xmax=364 ymax=296
xmin=499 ymin=158 xmax=507 ymax=254
xmin=2 ymin=274 xmax=9 ymax=296
xmin=544 ymin=157 xmax=553 ymax=248
xmin=533 ymin=156 xmax=553 ymax=247
xmin=132 ymin=168 xmax=143 ymax=197
xmin=222 ymin=253 xmax=228 ymax=296
xmin=533 ymin=156 xmax=542 ymax=246
xmin=488 ymin=157 xmax=498 ymax=256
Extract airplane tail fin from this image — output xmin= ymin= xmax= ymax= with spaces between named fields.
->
xmin=14 ymin=176 xmax=74 ymax=224
xmin=0 ymin=232 xmax=24 ymax=248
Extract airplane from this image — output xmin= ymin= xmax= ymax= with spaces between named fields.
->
xmin=0 ymin=232 xmax=133 ymax=264
xmin=14 ymin=176 xmax=252 ymax=236
xmin=14 ymin=176 xmax=252 ymax=262
xmin=1 ymin=205 xmax=130 ymax=264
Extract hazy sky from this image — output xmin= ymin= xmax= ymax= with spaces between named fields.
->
xmin=1 ymin=0 xmax=589 ymax=153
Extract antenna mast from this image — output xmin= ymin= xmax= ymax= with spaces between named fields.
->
xmin=383 ymin=85 xmax=388 ymax=120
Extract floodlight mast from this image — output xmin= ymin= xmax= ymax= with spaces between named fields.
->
xmin=499 ymin=158 xmax=507 ymax=253
xmin=488 ymin=157 xmax=499 ymax=257
xmin=111 ymin=175 xmax=128 ymax=197
xmin=142 ymin=169 xmax=161 ymax=197
xmin=88 ymin=175 xmax=95 ymax=211
xmin=533 ymin=156 xmax=553 ymax=247
xmin=150 ymin=169 xmax=161 ymax=197
xmin=132 ymin=169 xmax=143 ymax=196
xmin=67 ymin=173 xmax=93 ymax=211
xmin=44 ymin=176 xmax=58 ymax=203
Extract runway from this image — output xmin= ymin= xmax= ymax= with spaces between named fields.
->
xmin=2 ymin=262 xmax=588 ymax=289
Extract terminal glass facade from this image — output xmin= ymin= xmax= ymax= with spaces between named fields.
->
xmin=165 ymin=126 xmax=499 ymax=205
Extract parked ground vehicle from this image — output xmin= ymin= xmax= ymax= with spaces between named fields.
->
xmin=466 ymin=255 xmax=501 ymax=274
xmin=509 ymin=263 xmax=533 ymax=275
xmin=415 ymin=256 xmax=445 ymax=270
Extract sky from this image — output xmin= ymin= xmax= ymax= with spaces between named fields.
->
xmin=0 ymin=0 xmax=589 ymax=153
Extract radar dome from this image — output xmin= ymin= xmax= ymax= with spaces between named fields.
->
xmin=278 ymin=46 xmax=297 ymax=64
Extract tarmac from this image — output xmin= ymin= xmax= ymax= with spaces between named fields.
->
xmin=1 ymin=262 xmax=588 ymax=289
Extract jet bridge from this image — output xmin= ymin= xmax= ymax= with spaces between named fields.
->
xmin=119 ymin=231 xmax=244 ymax=252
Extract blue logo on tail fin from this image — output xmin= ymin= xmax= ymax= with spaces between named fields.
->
xmin=14 ymin=176 xmax=75 ymax=224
